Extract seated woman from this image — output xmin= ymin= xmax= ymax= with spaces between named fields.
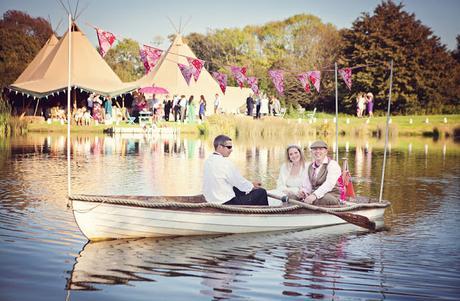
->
xmin=268 ymin=144 xmax=309 ymax=206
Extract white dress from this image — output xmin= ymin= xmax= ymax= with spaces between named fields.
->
xmin=268 ymin=162 xmax=308 ymax=206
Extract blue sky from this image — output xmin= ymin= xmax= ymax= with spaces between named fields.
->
xmin=1 ymin=0 xmax=459 ymax=50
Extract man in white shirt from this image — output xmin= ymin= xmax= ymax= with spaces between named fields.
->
xmin=297 ymin=140 xmax=341 ymax=206
xmin=203 ymin=135 xmax=268 ymax=205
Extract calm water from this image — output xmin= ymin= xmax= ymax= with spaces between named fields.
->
xmin=0 ymin=133 xmax=459 ymax=301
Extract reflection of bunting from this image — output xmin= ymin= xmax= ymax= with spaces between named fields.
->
xmin=297 ymin=73 xmax=311 ymax=93
xmin=307 ymin=71 xmax=321 ymax=93
xmin=212 ymin=72 xmax=227 ymax=94
xmin=246 ymin=77 xmax=259 ymax=95
xmin=96 ymin=28 xmax=116 ymax=57
xmin=186 ymin=57 xmax=205 ymax=81
xmin=230 ymin=66 xmax=247 ymax=88
xmin=339 ymin=68 xmax=352 ymax=90
xmin=178 ymin=63 xmax=193 ymax=85
xmin=269 ymin=69 xmax=284 ymax=95
xmin=140 ymin=45 xmax=163 ymax=73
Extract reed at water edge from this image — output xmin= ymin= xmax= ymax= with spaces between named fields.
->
xmin=0 ymin=96 xmax=28 ymax=137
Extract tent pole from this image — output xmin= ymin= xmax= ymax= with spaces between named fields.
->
xmin=66 ymin=13 xmax=72 ymax=200
xmin=33 ymin=98 xmax=40 ymax=116
xmin=379 ymin=60 xmax=394 ymax=203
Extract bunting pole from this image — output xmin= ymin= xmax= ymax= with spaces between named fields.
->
xmin=379 ymin=60 xmax=394 ymax=203
xmin=67 ymin=13 xmax=72 ymax=200
xmin=334 ymin=62 xmax=339 ymax=161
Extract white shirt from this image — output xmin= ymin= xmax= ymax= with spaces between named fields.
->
xmin=202 ymin=153 xmax=254 ymax=204
xmin=179 ymin=97 xmax=187 ymax=108
xmin=301 ymin=157 xmax=341 ymax=199
xmin=214 ymin=96 xmax=220 ymax=107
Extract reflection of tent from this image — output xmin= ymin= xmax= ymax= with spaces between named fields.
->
xmin=9 ymin=23 xmax=137 ymax=98
xmin=14 ymin=34 xmax=59 ymax=83
xmin=136 ymin=34 xmax=251 ymax=114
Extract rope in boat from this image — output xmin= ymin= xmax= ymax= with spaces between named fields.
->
xmin=70 ymin=194 xmax=389 ymax=214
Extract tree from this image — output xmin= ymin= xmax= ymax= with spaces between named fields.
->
xmin=104 ymin=38 xmax=144 ymax=82
xmin=340 ymin=0 xmax=459 ymax=114
xmin=0 ymin=10 xmax=52 ymax=88
xmin=186 ymin=14 xmax=341 ymax=110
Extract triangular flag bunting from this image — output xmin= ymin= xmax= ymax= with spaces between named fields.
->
xmin=178 ymin=63 xmax=193 ymax=85
xmin=230 ymin=66 xmax=247 ymax=89
xmin=246 ymin=76 xmax=259 ymax=95
xmin=140 ymin=45 xmax=163 ymax=73
xmin=186 ymin=57 xmax=205 ymax=81
xmin=338 ymin=68 xmax=352 ymax=90
xmin=96 ymin=28 xmax=116 ymax=57
xmin=269 ymin=69 xmax=284 ymax=95
xmin=297 ymin=73 xmax=311 ymax=93
xmin=307 ymin=71 xmax=321 ymax=93
xmin=212 ymin=72 xmax=227 ymax=94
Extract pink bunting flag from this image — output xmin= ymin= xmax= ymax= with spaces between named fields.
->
xmin=178 ymin=63 xmax=193 ymax=85
xmin=246 ymin=76 xmax=259 ymax=95
xmin=339 ymin=68 xmax=352 ymax=90
xmin=297 ymin=73 xmax=311 ymax=93
xmin=186 ymin=57 xmax=205 ymax=81
xmin=230 ymin=66 xmax=247 ymax=89
xmin=96 ymin=28 xmax=116 ymax=57
xmin=140 ymin=45 xmax=163 ymax=73
xmin=269 ymin=69 xmax=284 ymax=95
xmin=212 ymin=72 xmax=227 ymax=94
xmin=307 ymin=71 xmax=321 ymax=93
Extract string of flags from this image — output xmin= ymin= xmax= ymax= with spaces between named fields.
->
xmin=94 ymin=27 xmax=354 ymax=96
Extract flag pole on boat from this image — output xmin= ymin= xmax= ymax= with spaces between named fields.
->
xmin=66 ymin=13 xmax=72 ymax=202
xmin=379 ymin=60 xmax=394 ymax=203
xmin=334 ymin=62 xmax=339 ymax=161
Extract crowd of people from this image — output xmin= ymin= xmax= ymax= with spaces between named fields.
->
xmin=246 ymin=93 xmax=282 ymax=118
xmin=203 ymin=135 xmax=345 ymax=207
xmin=356 ymin=92 xmax=374 ymax=118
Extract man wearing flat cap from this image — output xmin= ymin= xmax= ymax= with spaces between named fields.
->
xmin=297 ymin=140 xmax=341 ymax=205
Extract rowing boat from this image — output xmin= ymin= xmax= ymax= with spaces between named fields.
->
xmin=70 ymin=194 xmax=389 ymax=241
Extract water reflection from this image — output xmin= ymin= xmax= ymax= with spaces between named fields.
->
xmin=67 ymin=224 xmax=378 ymax=299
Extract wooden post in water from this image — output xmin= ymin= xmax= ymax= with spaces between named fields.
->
xmin=334 ymin=63 xmax=339 ymax=161
xmin=379 ymin=60 xmax=394 ymax=203
xmin=67 ymin=13 xmax=72 ymax=199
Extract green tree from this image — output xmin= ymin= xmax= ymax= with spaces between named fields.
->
xmin=104 ymin=38 xmax=144 ymax=82
xmin=0 ymin=10 xmax=52 ymax=88
xmin=186 ymin=14 xmax=341 ymax=110
xmin=340 ymin=0 xmax=459 ymax=114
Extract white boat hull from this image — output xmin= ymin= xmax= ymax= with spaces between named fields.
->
xmin=72 ymin=199 xmax=387 ymax=241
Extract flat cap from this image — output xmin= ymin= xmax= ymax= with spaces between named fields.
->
xmin=310 ymin=140 xmax=328 ymax=149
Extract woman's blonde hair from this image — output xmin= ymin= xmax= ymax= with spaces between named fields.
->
xmin=286 ymin=144 xmax=305 ymax=164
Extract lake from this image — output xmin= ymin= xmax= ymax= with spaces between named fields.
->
xmin=0 ymin=132 xmax=459 ymax=301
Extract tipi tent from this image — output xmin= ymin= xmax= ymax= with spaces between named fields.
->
xmin=14 ymin=34 xmax=59 ymax=83
xmin=136 ymin=34 xmax=250 ymax=114
xmin=9 ymin=23 xmax=137 ymax=98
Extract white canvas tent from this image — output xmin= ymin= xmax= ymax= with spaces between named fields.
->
xmin=9 ymin=23 xmax=137 ymax=98
xmin=136 ymin=34 xmax=251 ymax=114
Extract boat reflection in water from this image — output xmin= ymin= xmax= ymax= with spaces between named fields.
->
xmin=67 ymin=222 xmax=385 ymax=299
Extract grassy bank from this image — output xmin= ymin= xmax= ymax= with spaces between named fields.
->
xmin=20 ymin=113 xmax=460 ymax=139
xmin=0 ymin=98 xmax=28 ymax=137
xmin=205 ymin=114 xmax=460 ymax=139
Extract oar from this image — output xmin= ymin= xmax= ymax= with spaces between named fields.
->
xmin=267 ymin=193 xmax=376 ymax=231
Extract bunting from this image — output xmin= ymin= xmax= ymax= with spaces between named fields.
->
xmin=178 ymin=63 xmax=193 ymax=85
xmin=269 ymin=69 xmax=284 ymax=95
xmin=212 ymin=72 xmax=227 ymax=94
xmin=246 ymin=76 xmax=259 ymax=95
xmin=307 ymin=71 xmax=321 ymax=93
xmin=96 ymin=28 xmax=116 ymax=57
xmin=297 ymin=73 xmax=311 ymax=93
xmin=186 ymin=57 xmax=205 ymax=81
xmin=140 ymin=45 xmax=163 ymax=73
xmin=339 ymin=68 xmax=352 ymax=90
xmin=230 ymin=66 xmax=247 ymax=88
